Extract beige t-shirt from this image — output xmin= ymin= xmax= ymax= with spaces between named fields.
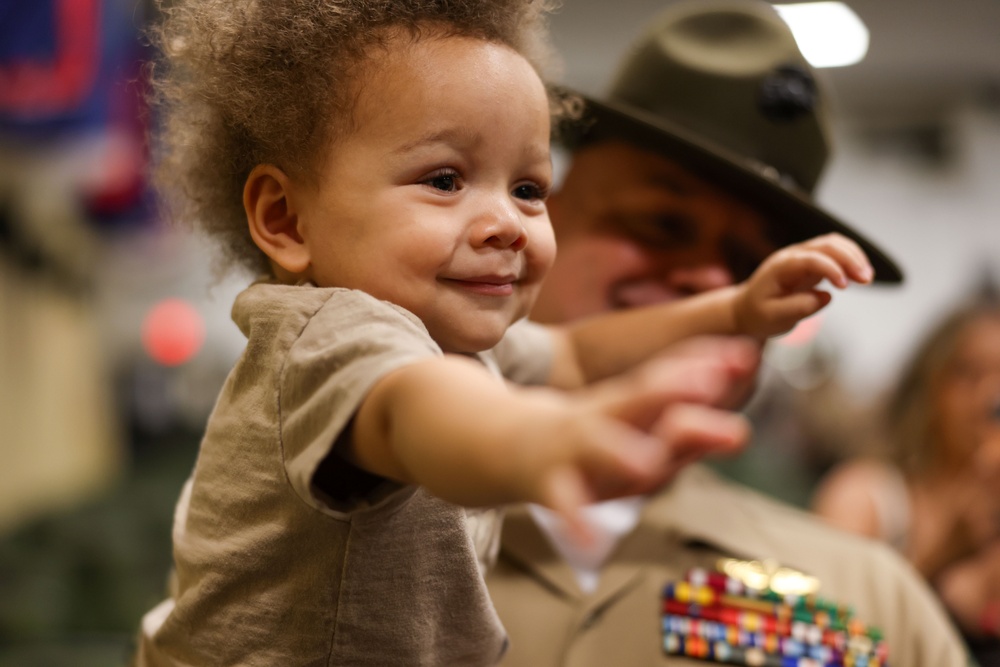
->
xmin=134 ymin=283 xmax=552 ymax=667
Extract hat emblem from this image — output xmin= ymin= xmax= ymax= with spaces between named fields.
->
xmin=757 ymin=64 xmax=818 ymax=123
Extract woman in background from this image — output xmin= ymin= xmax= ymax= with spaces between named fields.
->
xmin=813 ymin=287 xmax=1000 ymax=658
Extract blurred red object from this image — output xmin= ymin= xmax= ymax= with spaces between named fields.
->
xmin=141 ymin=298 xmax=206 ymax=367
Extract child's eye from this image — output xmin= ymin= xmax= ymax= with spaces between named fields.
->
xmin=512 ymin=182 xmax=547 ymax=202
xmin=423 ymin=170 xmax=461 ymax=193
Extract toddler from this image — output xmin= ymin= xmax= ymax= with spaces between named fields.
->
xmin=135 ymin=1 xmax=874 ymax=665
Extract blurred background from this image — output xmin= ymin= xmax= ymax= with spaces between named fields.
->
xmin=0 ymin=0 xmax=998 ymax=665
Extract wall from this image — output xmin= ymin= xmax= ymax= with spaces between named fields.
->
xmin=819 ymin=104 xmax=1000 ymax=397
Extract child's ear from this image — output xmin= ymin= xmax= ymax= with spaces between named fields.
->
xmin=244 ymin=164 xmax=311 ymax=277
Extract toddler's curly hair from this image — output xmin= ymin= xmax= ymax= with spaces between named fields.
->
xmin=150 ymin=0 xmax=564 ymax=276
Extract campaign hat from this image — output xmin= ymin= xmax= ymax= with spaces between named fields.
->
xmin=563 ymin=0 xmax=903 ymax=282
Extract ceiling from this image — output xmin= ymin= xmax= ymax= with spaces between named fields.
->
xmin=548 ymin=0 xmax=1000 ymax=125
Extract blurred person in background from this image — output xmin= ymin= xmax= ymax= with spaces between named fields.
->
xmin=485 ymin=1 xmax=972 ymax=665
xmin=813 ymin=282 xmax=1000 ymax=665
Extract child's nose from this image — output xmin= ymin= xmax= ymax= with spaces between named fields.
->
xmin=473 ymin=198 xmax=527 ymax=251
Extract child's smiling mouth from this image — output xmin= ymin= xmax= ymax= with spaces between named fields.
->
xmin=441 ymin=274 xmax=518 ymax=297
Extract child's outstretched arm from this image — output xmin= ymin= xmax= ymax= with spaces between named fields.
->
xmin=547 ymin=233 xmax=874 ymax=388
xmin=345 ymin=336 xmax=756 ymax=530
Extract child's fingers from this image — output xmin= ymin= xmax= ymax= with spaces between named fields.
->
xmin=799 ymin=233 xmax=874 ymax=284
xmin=538 ymin=467 xmax=596 ymax=547
xmin=652 ymin=403 xmax=751 ymax=466
xmin=584 ymin=420 xmax=675 ymax=490
xmin=574 ymin=402 xmax=751 ymax=500
xmin=538 ymin=422 xmax=668 ymax=524
xmin=539 ymin=402 xmax=752 ymax=548
xmin=770 ymin=248 xmax=850 ymax=290
xmin=536 ymin=340 xmax=759 ymax=515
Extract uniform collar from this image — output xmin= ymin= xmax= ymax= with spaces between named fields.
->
xmin=497 ymin=464 xmax=816 ymax=606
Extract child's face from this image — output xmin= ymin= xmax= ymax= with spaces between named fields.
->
xmin=295 ymin=33 xmax=556 ymax=354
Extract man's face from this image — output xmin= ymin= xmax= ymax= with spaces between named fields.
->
xmin=531 ymin=141 xmax=775 ymax=324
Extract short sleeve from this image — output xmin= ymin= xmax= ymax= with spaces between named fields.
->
xmin=490 ymin=318 xmax=553 ymax=386
xmin=278 ymin=289 xmax=441 ymax=514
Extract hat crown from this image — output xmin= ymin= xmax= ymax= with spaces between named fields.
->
xmin=608 ymin=0 xmax=829 ymax=192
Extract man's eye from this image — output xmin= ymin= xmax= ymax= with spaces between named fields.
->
xmin=513 ymin=183 xmax=546 ymax=201
xmin=611 ymin=213 xmax=694 ymax=249
xmin=424 ymin=172 xmax=460 ymax=192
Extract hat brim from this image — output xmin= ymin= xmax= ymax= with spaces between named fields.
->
xmin=569 ymin=92 xmax=903 ymax=283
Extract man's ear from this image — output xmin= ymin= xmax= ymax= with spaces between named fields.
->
xmin=244 ymin=164 xmax=311 ymax=277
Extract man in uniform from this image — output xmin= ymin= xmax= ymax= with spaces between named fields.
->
xmin=486 ymin=2 xmax=971 ymax=665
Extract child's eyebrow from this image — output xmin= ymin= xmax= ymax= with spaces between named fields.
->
xmin=392 ymin=127 xmax=482 ymax=155
xmin=390 ymin=128 xmax=551 ymax=166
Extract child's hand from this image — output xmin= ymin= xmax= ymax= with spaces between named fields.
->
xmin=733 ymin=233 xmax=874 ymax=339
xmin=522 ymin=336 xmax=758 ymax=543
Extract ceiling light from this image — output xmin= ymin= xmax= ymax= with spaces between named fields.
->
xmin=774 ymin=2 xmax=869 ymax=68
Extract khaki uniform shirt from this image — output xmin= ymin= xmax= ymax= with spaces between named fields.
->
xmin=487 ymin=464 xmax=970 ymax=667
xmin=135 ymin=283 xmax=552 ymax=667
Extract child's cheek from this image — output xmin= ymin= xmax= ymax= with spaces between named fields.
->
xmin=530 ymin=219 xmax=558 ymax=281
